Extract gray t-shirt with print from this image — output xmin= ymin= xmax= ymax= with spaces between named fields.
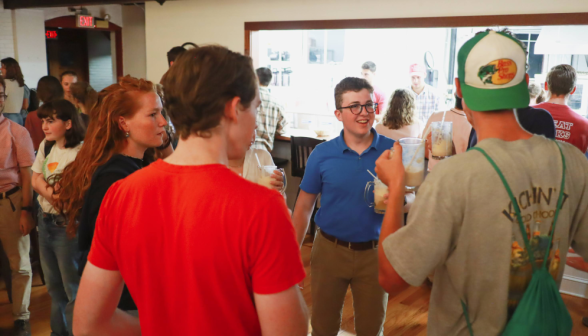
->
xmin=383 ymin=135 xmax=588 ymax=336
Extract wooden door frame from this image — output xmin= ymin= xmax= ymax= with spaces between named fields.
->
xmin=244 ymin=12 xmax=588 ymax=56
xmin=45 ymin=16 xmax=123 ymax=78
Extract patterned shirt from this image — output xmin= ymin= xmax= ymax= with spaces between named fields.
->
xmin=252 ymin=87 xmax=287 ymax=152
xmin=408 ymin=84 xmax=443 ymax=124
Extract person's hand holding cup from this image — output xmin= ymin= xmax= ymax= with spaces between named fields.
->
xmin=270 ymin=169 xmax=286 ymax=193
xmin=376 ymin=142 xmax=406 ymax=193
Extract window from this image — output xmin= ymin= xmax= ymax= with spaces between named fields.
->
xmin=308 ymin=30 xmax=346 ymax=64
xmin=569 ymin=84 xmax=583 ymax=110
xmin=514 ymin=33 xmax=544 ymax=79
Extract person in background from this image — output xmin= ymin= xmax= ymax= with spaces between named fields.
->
xmin=251 ymin=67 xmax=287 ymax=152
xmin=20 ymin=85 xmax=30 ymax=122
xmin=159 ymin=46 xmax=187 ymax=84
xmin=31 ymin=99 xmax=85 ymax=336
xmin=377 ymin=29 xmax=588 ymax=334
xmin=293 ymin=77 xmax=395 ymax=336
xmin=70 ymin=82 xmax=97 ymax=126
xmin=72 ymin=47 xmax=307 ymax=336
xmin=361 ymin=61 xmax=386 ymax=121
xmin=407 ymin=63 xmax=442 ymax=123
xmin=25 ymin=76 xmax=65 ymax=151
xmin=375 ymin=88 xmax=423 ymax=140
xmin=54 ymin=76 xmax=168 ymax=315
xmin=60 ymin=71 xmax=78 ymax=106
xmin=535 ymin=64 xmax=588 ymax=153
xmin=1 ymin=58 xmax=28 ymax=125
xmin=528 ymin=82 xmax=545 ymax=105
xmin=423 ymin=95 xmax=472 ymax=171
xmin=0 ymin=76 xmax=35 ymax=336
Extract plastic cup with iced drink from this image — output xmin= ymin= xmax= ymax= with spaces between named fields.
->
xmin=257 ymin=165 xmax=277 ymax=189
xmin=364 ymin=177 xmax=388 ymax=214
xmin=431 ymin=121 xmax=453 ymax=160
xmin=399 ymin=137 xmax=425 ymax=191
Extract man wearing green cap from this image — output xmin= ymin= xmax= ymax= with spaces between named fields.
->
xmin=374 ymin=30 xmax=588 ymax=335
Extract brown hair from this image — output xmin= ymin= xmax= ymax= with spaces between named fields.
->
xmin=37 ymin=76 xmax=65 ymax=103
xmin=0 ymin=76 xmax=5 ymax=92
xmin=334 ymin=77 xmax=373 ymax=110
xmin=528 ymin=83 xmax=545 ymax=104
xmin=546 ymin=64 xmax=577 ymax=97
xmin=38 ymin=99 xmax=86 ymax=149
xmin=70 ymin=82 xmax=98 ymax=114
xmin=382 ymin=89 xmax=415 ymax=129
xmin=54 ymin=76 xmax=157 ymax=235
xmin=1 ymin=58 xmax=24 ymax=87
xmin=162 ymin=46 xmax=257 ymax=139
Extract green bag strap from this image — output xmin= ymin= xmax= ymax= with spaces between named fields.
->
xmin=460 ymin=140 xmax=566 ymax=335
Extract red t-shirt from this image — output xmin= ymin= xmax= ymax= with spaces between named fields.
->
xmin=88 ymin=161 xmax=305 ymax=336
xmin=373 ymin=85 xmax=387 ymax=115
xmin=535 ymin=102 xmax=588 ymax=153
xmin=24 ymin=110 xmax=44 ymax=151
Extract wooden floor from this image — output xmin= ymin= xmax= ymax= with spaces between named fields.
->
xmin=0 ymin=237 xmax=587 ymax=335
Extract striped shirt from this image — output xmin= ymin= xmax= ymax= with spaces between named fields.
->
xmin=408 ymin=84 xmax=443 ymax=123
xmin=252 ymin=87 xmax=287 ymax=152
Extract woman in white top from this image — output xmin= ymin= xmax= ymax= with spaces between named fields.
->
xmin=31 ymin=99 xmax=86 ymax=336
xmin=0 ymin=58 xmax=27 ymax=125
xmin=375 ymin=89 xmax=423 ymax=141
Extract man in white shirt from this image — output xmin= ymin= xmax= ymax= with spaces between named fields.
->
xmin=407 ymin=63 xmax=443 ymax=123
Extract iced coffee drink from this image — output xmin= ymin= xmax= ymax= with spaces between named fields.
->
xmin=431 ymin=121 xmax=453 ymax=159
xmin=258 ymin=165 xmax=277 ymax=189
xmin=364 ymin=177 xmax=388 ymax=214
xmin=399 ymin=137 xmax=425 ymax=191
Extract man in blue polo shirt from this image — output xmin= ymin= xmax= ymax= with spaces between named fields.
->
xmin=292 ymin=77 xmax=395 ymax=336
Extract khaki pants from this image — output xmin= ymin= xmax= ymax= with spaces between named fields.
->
xmin=311 ymin=231 xmax=388 ymax=336
xmin=0 ymin=189 xmax=32 ymax=320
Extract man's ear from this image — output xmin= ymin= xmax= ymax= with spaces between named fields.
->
xmin=455 ymin=78 xmax=462 ymax=98
xmin=224 ymin=96 xmax=241 ymax=123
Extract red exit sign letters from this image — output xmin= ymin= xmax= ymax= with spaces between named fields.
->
xmin=46 ymin=30 xmax=58 ymax=39
xmin=76 ymin=15 xmax=94 ymax=28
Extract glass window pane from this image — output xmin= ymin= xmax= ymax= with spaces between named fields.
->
xmin=569 ymin=84 xmax=583 ymax=110
xmin=528 ymin=42 xmax=544 ymax=79
xmin=308 ymin=31 xmax=325 ymax=64
xmin=530 ymin=34 xmax=539 ymax=41
xmin=326 ymin=30 xmax=345 ymax=63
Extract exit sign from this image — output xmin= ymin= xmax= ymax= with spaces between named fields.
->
xmin=45 ymin=30 xmax=58 ymax=39
xmin=76 ymin=15 xmax=94 ymax=28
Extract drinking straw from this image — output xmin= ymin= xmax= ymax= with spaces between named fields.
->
xmin=255 ymin=153 xmax=262 ymax=169
xmin=406 ymin=126 xmax=431 ymax=168
xmin=367 ymin=169 xmax=378 ymax=180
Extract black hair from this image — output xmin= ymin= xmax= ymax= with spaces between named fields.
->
xmin=256 ymin=67 xmax=272 ymax=86
xmin=454 ymin=94 xmax=463 ymax=110
xmin=167 ymin=46 xmax=187 ymax=67
xmin=37 ymin=99 xmax=86 ymax=149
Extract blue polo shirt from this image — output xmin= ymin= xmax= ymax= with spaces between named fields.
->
xmin=300 ymin=129 xmax=395 ymax=242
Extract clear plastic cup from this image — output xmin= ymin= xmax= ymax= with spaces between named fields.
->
xmin=431 ymin=121 xmax=453 ymax=160
xmin=257 ymin=165 xmax=277 ymax=189
xmin=399 ymin=137 xmax=425 ymax=191
xmin=364 ymin=177 xmax=388 ymax=214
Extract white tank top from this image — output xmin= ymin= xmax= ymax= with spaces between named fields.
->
xmin=4 ymin=79 xmax=24 ymax=114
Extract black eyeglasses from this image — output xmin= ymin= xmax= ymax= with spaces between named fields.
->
xmin=338 ymin=103 xmax=378 ymax=115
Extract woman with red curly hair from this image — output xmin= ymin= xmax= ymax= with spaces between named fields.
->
xmin=54 ymin=76 xmax=168 ymax=312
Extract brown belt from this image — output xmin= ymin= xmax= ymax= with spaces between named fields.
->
xmin=320 ymin=229 xmax=378 ymax=251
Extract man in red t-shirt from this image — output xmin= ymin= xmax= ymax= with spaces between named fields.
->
xmin=535 ymin=64 xmax=588 ymax=153
xmin=73 ymin=47 xmax=308 ymax=336
xmin=361 ymin=61 xmax=387 ymax=121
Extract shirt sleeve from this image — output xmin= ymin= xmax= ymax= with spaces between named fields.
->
xmin=31 ymin=139 xmax=46 ymax=174
xmin=382 ymin=161 xmax=462 ymax=286
xmin=568 ymin=148 xmax=588 ymax=261
xmin=88 ymin=181 xmax=122 ymax=271
xmin=15 ymin=128 xmax=35 ymax=168
xmin=276 ymin=104 xmax=288 ymax=136
xmin=299 ymin=146 xmax=322 ymax=195
xmin=248 ymin=193 xmax=306 ymax=294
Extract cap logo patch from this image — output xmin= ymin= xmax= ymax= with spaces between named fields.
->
xmin=477 ymin=59 xmax=517 ymax=85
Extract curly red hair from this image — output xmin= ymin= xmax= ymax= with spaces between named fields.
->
xmin=54 ymin=75 xmax=157 ymax=236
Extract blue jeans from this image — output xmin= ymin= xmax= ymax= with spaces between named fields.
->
xmin=3 ymin=112 xmax=24 ymax=126
xmin=38 ymin=211 xmax=80 ymax=336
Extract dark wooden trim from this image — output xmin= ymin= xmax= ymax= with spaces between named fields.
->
xmin=45 ymin=16 xmax=123 ymax=78
xmin=244 ymin=12 xmax=588 ymax=31
xmin=4 ymin=0 xmax=158 ymax=9
xmin=244 ymin=30 xmax=251 ymax=57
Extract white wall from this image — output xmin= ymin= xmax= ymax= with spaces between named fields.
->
xmin=122 ymin=4 xmax=146 ymax=79
xmin=145 ymin=0 xmax=588 ymax=82
xmin=0 ymin=1 xmax=15 ymax=60
xmin=13 ymin=9 xmax=47 ymax=87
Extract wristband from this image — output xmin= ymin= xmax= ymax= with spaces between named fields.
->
xmin=21 ymin=206 xmax=33 ymax=212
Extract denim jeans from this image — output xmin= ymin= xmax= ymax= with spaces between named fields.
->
xmin=38 ymin=210 xmax=80 ymax=336
xmin=3 ymin=112 xmax=24 ymax=126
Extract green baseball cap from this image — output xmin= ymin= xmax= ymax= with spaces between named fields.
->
xmin=458 ymin=30 xmax=530 ymax=112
